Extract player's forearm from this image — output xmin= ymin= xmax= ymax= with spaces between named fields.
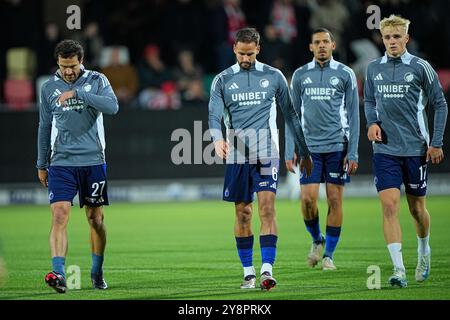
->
xmin=364 ymin=102 xmax=378 ymax=128
xmin=347 ymin=139 xmax=359 ymax=162
xmin=280 ymin=100 xmax=310 ymax=157
xmin=286 ymin=115 xmax=310 ymax=158
xmin=430 ymin=102 xmax=448 ymax=147
xmin=76 ymin=90 xmax=119 ymax=115
xmin=284 ymin=124 xmax=296 ymax=160
xmin=36 ymin=125 xmax=51 ymax=169
xmin=207 ymin=85 xmax=225 ymax=142
xmin=347 ymin=114 xmax=360 ymax=161
xmin=347 ymin=112 xmax=360 ymax=161
xmin=208 ymin=115 xmax=223 ymax=142
xmin=347 ymin=101 xmax=360 ymax=162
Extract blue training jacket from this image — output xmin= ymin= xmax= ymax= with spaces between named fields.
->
xmin=37 ymin=67 xmax=119 ymax=169
xmin=364 ymin=50 xmax=448 ymax=156
xmin=286 ymin=57 xmax=360 ymax=162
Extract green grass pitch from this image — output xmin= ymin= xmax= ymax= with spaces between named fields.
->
xmin=0 ymin=196 xmax=449 ymax=300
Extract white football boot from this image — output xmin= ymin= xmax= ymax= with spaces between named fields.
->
xmin=415 ymin=251 xmax=431 ymax=282
xmin=307 ymin=236 xmax=325 ymax=267
xmin=388 ymin=267 xmax=407 ymax=288
xmin=322 ymin=256 xmax=337 ymax=270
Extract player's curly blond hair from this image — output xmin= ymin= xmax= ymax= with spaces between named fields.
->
xmin=380 ymin=14 xmax=411 ymax=34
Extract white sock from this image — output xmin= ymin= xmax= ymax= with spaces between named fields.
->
xmin=387 ymin=243 xmax=405 ymax=272
xmin=417 ymin=235 xmax=431 ymax=256
xmin=243 ymin=266 xmax=255 ymax=278
xmin=260 ymin=263 xmax=273 ymax=275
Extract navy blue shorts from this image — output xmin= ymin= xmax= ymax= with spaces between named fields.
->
xmin=372 ymin=153 xmax=427 ymax=196
xmin=48 ymin=164 xmax=109 ymax=208
xmin=223 ymin=159 xmax=279 ymax=203
xmin=300 ymin=151 xmax=350 ymax=185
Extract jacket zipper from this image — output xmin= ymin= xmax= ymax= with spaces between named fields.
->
xmin=392 ymin=61 xmax=396 ymax=82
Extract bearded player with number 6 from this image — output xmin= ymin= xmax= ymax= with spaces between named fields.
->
xmin=208 ymin=28 xmax=312 ymax=291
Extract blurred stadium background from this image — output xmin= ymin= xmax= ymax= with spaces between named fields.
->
xmin=0 ymin=0 xmax=450 ymax=300
xmin=0 ymin=0 xmax=449 ymax=205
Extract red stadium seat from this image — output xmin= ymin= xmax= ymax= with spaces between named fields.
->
xmin=437 ymin=69 xmax=450 ymax=92
xmin=4 ymin=79 xmax=34 ymax=110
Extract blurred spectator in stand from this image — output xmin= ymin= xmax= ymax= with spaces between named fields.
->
xmin=309 ymin=0 xmax=350 ymax=61
xmin=37 ymin=23 xmax=61 ymax=76
xmin=209 ymin=0 xmax=246 ymax=72
xmin=159 ymin=0 xmax=207 ymax=67
xmin=269 ymin=0 xmax=297 ymax=73
xmin=137 ymin=44 xmax=179 ymax=110
xmin=349 ymin=32 xmax=381 ymax=82
xmin=174 ymin=49 xmax=207 ymax=106
xmin=138 ymin=44 xmax=173 ymax=91
xmin=101 ymin=46 xmax=139 ymax=106
xmin=270 ymin=0 xmax=297 ymax=45
xmin=291 ymin=0 xmax=312 ymax=67
xmin=259 ymin=24 xmax=291 ymax=75
xmin=75 ymin=22 xmax=103 ymax=70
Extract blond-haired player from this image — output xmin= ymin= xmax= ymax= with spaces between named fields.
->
xmin=364 ymin=15 xmax=448 ymax=287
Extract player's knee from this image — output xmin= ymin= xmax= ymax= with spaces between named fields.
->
xmin=237 ymin=208 xmax=252 ymax=225
xmin=86 ymin=206 xmax=104 ymax=227
xmin=87 ymin=213 xmax=104 ymax=230
xmin=382 ymin=201 xmax=399 ymax=219
xmin=409 ymin=206 xmax=426 ymax=221
xmin=52 ymin=207 xmax=69 ymax=227
xmin=259 ymin=203 xmax=275 ymax=221
xmin=301 ymin=196 xmax=317 ymax=213
xmin=327 ymin=195 xmax=341 ymax=211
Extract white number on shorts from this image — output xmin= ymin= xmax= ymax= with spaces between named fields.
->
xmin=272 ymin=167 xmax=278 ymax=181
xmin=92 ymin=181 xmax=106 ymax=196
xmin=419 ymin=165 xmax=427 ymax=181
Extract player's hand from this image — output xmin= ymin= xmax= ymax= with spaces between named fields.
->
xmin=214 ymin=139 xmax=230 ymax=159
xmin=285 ymin=153 xmax=299 ymax=173
xmin=426 ymin=146 xmax=444 ymax=164
xmin=38 ymin=169 xmax=48 ymax=188
xmin=299 ymin=155 xmax=313 ymax=177
xmin=367 ymin=124 xmax=382 ymax=142
xmin=344 ymin=156 xmax=358 ymax=175
xmin=58 ymin=90 xmax=75 ymax=105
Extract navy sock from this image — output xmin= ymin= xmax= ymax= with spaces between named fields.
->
xmin=91 ymin=253 xmax=104 ymax=275
xmin=260 ymin=234 xmax=278 ymax=265
xmin=304 ymin=215 xmax=322 ymax=243
xmin=324 ymin=226 xmax=341 ymax=258
xmin=235 ymin=236 xmax=254 ymax=267
xmin=52 ymin=256 xmax=66 ymax=278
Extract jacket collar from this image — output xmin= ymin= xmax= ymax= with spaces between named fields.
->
xmin=308 ymin=56 xmax=337 ymax=69
xmin=232 ymin=60 xmax=264 ymax=73
xmin=381 ymin=50 xmax=413 ymax=64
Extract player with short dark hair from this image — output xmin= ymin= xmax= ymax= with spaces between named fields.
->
xmin=208 ymin=27 xmax=312 ymax=290
xmin=37 ymin=39 xmax=119 ymax=293
xmin=286 ymin=28 xmax=360 ymax=270
xmin=364 ymin=15 xmax=448 ymax=287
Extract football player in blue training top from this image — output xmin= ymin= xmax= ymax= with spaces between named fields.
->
xmin=37 ymin=40 xmax=119 ymax=293
xmin=286 ymin=28 xmax=360 ymax=271
xmin=365 ymin=15 xmax=447 ymax=287
xmin=208 ymin=27 xmax=312 ymax=290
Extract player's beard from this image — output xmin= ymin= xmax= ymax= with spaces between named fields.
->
xmin=239 ymin=61 xmax=251 ymax=70
xmin=64 ymin=73 xmax=78 ymax=83
xmin=317 ymin=52 xmax=330 ymax=62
